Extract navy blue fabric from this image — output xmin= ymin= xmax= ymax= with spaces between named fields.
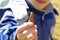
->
xmin=25 ymin=0 xmax=44 ymax=15
xmin=0 ymin=8 xmax=12 ymax=20
xmin=25 ymin=0 xmax=55 ymax=40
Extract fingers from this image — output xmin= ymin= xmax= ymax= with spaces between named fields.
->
xmin=27 ymin=30 xmax=37 ymax=40
xmin=26 ymin=25 xmax=37 ymax=40
xmin=16 ymin=25 xmax=37 ymax=40
xmin=15 ymin=12 xmax=37 ymax=40
xmin=16 ymin=11 xmax=34 ymax=34
xmin=28 ymin=12 xmax=34 ymax=23
xmin=16 ymin=22 xmax=34 ymax=34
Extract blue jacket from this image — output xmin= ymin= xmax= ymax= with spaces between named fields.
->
xmin=25 ymin=0 xmax=57 ymax=40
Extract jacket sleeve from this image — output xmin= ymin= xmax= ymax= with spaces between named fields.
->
xmin=0 ymin=10 xmax=18 ymax=40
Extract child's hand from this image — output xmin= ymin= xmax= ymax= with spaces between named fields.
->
xmin=15 ymin=22 xmax=37 ymax=40
xmin=15 ymin=11 xmax=37 ymax=40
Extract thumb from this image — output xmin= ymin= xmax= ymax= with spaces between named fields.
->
xmin=28 ymin=12 xmax=34 ymax=23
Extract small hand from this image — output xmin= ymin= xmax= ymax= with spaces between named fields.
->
xmin=15 ymin=22 xmax=37 ymax=40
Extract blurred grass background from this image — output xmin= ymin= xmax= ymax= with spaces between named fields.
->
xmin=51 ymin=0 xmax=60 ymax=40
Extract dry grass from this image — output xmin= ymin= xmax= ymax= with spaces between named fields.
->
xmin=51 ymin=0 xmax=60 ymax=40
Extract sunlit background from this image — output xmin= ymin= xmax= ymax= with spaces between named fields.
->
xmin=52 ymin=0 xmax=60 ymax=40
